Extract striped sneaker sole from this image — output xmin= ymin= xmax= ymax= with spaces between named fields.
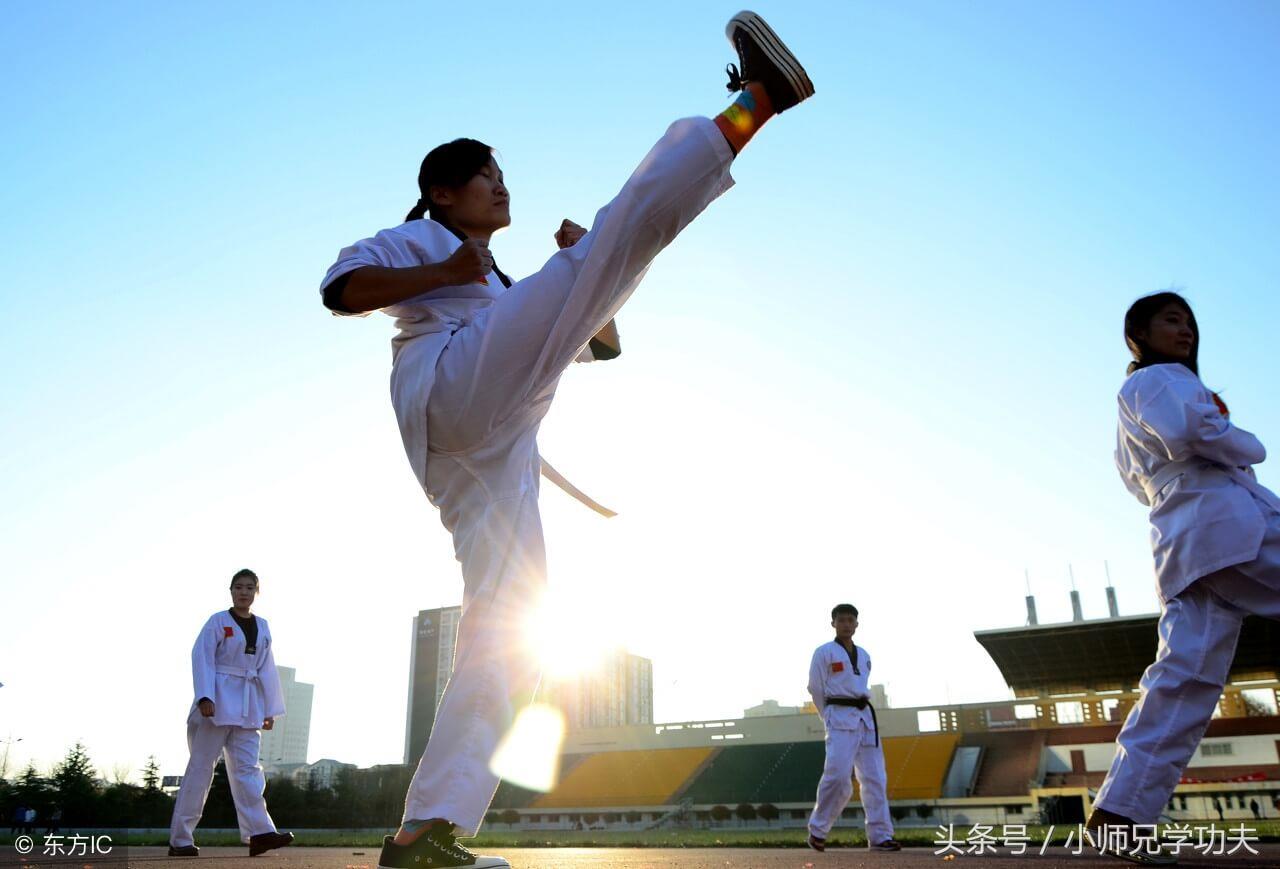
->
xmin=726 ymin=11 xmax=815 ymax=107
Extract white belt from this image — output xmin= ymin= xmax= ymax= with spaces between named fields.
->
xmin=540 ymin=459 xmax=616 ymax=518
xmin=215 ymin=665 xmax=262 ymax=719
xmin=1144 ymin=459 xmax=1280 ymax=512
xmin=1143 ymin=461 xmax=1197 ymax=503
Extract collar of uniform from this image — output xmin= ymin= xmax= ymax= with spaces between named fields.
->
xmin=832 ymin=638 xmax=860 ymax=674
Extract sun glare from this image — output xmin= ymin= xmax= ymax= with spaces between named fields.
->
xmin=527 ymin=590 xmax=619 ymax=681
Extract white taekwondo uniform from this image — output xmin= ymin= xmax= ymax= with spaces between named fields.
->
xmin=1096 ymin=363 xmax=1280 ymax=823
xmin=170 ymin=610 xmax=285 ymax=847
xmin=806 ymin=639 xmax=893 ymax=844
xmin=320 ymin=117 xmax=735 ymax=836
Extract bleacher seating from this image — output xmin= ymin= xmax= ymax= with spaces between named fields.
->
xmin=878 ymin=733 xmax=959 ymax=800
xmin=530 ymin=747 xmax=714 ymax=808
xmin=680 ymin=742 xmax=828 ymax=805
xmin=493 ymin=732 xmax=960 ymax=809
xmin=964 ymin=730 xmax=1047 ymax=796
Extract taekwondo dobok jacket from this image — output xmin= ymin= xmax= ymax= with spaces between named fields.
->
xmin=189 ymin=611 xmax=285 ymax=730
xmin=1116 ymin=363 xmax=1280 ymax=602
xmin=808 ymin=641 xmax=876 ymax=733
xmin=320 ymin=219 xmax=605 ymax=491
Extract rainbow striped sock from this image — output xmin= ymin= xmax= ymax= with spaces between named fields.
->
xmin=714 ymin=82 xmax=775 ymax=154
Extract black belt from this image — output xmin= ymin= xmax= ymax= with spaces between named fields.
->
xmin=825 ymin=696 xmax=868 ymax=709
xmin=824 ymin=697 xmax=879 ymax=746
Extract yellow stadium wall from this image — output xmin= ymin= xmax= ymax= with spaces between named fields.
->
xmin=532 ymin=747 xmax=715 ymax=809
xmin=854 ymin=733 xmax=959 ymax=801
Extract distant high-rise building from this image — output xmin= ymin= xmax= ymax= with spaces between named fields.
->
xmin=544 ymin=651 xmax=653 ymax=730
xmin=259 ymin=666 xmax=314 ymax=766
xmin=404 ymin=606 xmax=462 ymax=765
xmin=870 ymin=683 xmax=889 ymax=709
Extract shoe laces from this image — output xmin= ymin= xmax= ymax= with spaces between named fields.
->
xmin=431 ymin=830 xmax=473 ymax=863
xmin=725 ymin=63 xmax=744 ymax=93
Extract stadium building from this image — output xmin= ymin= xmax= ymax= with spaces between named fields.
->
xmin=486 ymin=591 xmax=1280 ymax=831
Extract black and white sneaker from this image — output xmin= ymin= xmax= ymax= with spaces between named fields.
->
xmin=871 ymin=838 xmax=903 ymax=851
xmin=806 ymin=833 xmax=826 ymax=852
xmin=724 ymin=11 xmax=815 ymax=113
xmin=376 ymin=832 xmax=509 ymax=869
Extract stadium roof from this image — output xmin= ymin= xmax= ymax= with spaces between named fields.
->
xmin=974 ymin=614 xmax=1280 ymax=693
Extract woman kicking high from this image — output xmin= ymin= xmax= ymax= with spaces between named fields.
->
xmin=319 ymin=12 xmax=814 ymax=869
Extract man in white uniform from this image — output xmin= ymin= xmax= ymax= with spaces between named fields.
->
xmin=168 ymin=569 xmax=294 ymax=858
xmin=806 ymin=603 xmax=901 ymax=853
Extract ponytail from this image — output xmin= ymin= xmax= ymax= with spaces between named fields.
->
xmin=404 ymin=197 xmax=428 ymax=223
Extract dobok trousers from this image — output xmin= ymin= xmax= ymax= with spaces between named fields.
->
xmin=809 ymin=720 xmax=894 ymax=845
xmin=170 ymin=719 xmax=276 ymax=846
xmin=1096 ymin=500 xmax=1280 ymax=823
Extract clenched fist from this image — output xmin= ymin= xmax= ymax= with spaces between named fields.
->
xmin=445 ymin=238 xmax=494 ymax=285
xmin=555 ymin=219 xmax=587 ymax=249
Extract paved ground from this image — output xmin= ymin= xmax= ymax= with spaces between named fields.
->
xmin=5 ymin=844 xmax=1277 ymax=869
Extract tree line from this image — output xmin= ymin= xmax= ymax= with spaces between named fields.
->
xmin=1 ymin=743 xmax=426 ymax=831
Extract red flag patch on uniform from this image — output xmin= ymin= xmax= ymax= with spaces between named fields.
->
xmin=831 ymin=662 xmax=844 ymax=673
xmin=224 ymin=626 xmax=234 ymax=637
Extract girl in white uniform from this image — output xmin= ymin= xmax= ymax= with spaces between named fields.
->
xmin=805 ymin=603 xmax=901 ymax=853
xmin=321 ymin=12 xmax=814 ymax=869
xmin=1089 ymin=291 xmax=1280 ymax=865
xmin=168 ymin=569 xmax=293 ymax=857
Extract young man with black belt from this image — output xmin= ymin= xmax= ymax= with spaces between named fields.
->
xmin=805 ymin=603 xmax=902 ymax=853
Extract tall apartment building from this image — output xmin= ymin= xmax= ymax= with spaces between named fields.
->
xmin=404 ymin=606 xmax=462 ymax=764
xmin=544 ymin=650 xmax=654 ymax=730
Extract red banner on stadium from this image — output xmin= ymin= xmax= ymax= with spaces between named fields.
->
xmin=1178 ymin=771 xmax=1268 ymax=784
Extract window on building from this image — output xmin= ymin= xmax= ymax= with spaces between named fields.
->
xmin=1240 ymin=687 xmax=1279 ymax=717
xmin=1200 ymin=742 xmax=1234 ymax=757
xmin=918 ymin=710 xmax=942 ymax=733
xmin=1054 ymin=701 xmax=1085 ymax=724
xmin=1014 ymin=704 xmax=1038 ymax=720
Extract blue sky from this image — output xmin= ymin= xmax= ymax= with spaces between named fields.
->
xmin=2 ymin=1 xmax=1279 ymax=779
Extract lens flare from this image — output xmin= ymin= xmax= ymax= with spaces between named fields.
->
xmin=488 ymin=702 xmax=566 ymax=792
